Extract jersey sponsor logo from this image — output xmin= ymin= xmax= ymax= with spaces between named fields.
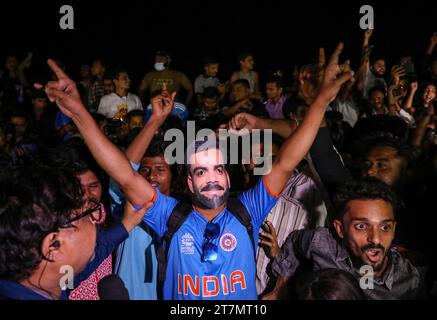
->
xmin=220 ymin=233 xmax=237 ymax=252
xmin=177 ymin=270 xmax=246 ymax=297
xmin=181 ymin=233 xmax=195 ymax=255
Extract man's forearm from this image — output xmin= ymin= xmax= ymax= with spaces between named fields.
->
xmin=222 ymin=104 xmax=241 ymax=118
xmin=258 ymin=118 xmax=296 ymax=139
xmin=71 ymin=107 xmax=153 ymax=205
xmin=355 ymin=63 xmax=368 ymax=92
xmin=125 ymin=117 xmax=162 ymax=164
xmin=402 ymin=90 xmax=416 ymax=111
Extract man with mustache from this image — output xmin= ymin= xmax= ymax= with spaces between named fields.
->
xmin=36 ymin=43 xmax=353 ymax=299
xmin=266 ymin=178 xmax=426 ymax=300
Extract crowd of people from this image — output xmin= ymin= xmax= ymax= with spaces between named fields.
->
xmin=0 ymin=29 xmax=437 ymax=300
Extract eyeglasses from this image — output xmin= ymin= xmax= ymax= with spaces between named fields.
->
xmin=60 ymin=200 xmax=102 ymax=228
xmin=201 ymin=222 xmax=220 ymax=262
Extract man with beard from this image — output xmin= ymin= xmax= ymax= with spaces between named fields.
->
xmin=265 ymin=178 xmax=426 ymax=300
xmin=35 ymin=43 xmax=353 ymax=299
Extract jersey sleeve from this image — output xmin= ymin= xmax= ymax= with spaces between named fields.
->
xmin=238 ymin=176 xmax=281 ymax=231
xmin=142 ymin=188 xmax=179 ymax=238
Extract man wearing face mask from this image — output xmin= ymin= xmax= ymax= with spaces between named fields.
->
xmin=138 ymin=50 xmax=193 ymax=107
xmin=36 ymin=43 xmax=354 ymax=299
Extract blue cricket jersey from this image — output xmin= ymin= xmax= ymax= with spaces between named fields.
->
xmin=143 ymin=176 xmax=280 ymax=300
xmin=109 ymin=162 xmax=158 ymax=300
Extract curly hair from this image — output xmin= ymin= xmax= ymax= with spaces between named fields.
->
xmin=0 ymin=165 xmax=84 ymax=281
xmin=333 ymin=177 xmax=400 ymax=220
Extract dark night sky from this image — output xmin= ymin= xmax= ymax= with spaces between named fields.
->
xmin=1 ymin=0 xmax=434 ymax=86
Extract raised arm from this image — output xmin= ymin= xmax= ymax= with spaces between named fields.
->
xmin=126 ymin=83 xmax=176 ymax=164
xmin=227 ymin=44 xmax=353 ymax=196
xmin=263 ymin=43 xmax=354 ymax=196
xmin=402 ymin=81 xmax=418 ymax=114
xmin=36 ymin=59 xmax=155 ymax=207
xmin=356 ymin=29 xmax=373 ymax=93
xmin=222 ymin=99 xmax=254 ymax=118
xmin=226 ymin=112 xmax=297 ymax=139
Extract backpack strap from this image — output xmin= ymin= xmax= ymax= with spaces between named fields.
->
xmin=157 ymin=201 xmax=192 ymax=283
xmin=139 ymin=221 xmax=159 ymax=283
xmin=226 ymin=197 xmax=256 ymax=262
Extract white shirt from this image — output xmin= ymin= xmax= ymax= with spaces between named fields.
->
xmin=97 ymin=93 xmax=143 ymax=119
xmin=333 ymin=95 xmax=360 ymax=127
xmin=256 ymin=170 xmax=328 ymax=295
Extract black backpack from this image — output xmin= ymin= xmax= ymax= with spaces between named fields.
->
xmin=156 ymin=197 xmax=256 ymax=285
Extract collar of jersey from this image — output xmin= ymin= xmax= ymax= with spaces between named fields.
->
xmin=192 ymin=206 xmax=228 ymax=224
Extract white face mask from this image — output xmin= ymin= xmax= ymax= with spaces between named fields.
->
xmin=154 ymin=62 xmax=166 ymax=72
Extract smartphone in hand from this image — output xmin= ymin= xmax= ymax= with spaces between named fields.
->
xmin=261 ymin=221 xmax=271 ymax=234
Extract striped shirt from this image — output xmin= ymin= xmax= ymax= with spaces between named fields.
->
xmin=256 ymin=170 xmax=328 ymax=295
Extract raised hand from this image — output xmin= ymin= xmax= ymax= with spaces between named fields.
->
xmin=121 ymin=201 xmax=152 ymax=233
xmin=410 ymin=81 xmax=418 ymax=92
xmin=390 ymin=65 xmax=407 ymax=86
xmin=226 ymin=112 xmax=260 ymax=135
xmin=364 ymin=28 xmax=374 ymax=40
xmin=317 ymin=43 xmax=355 ymax=104
xmin=150 ymin=82 xmax=176 ymax=123
xmin=34 ymin=59 xmax=84 ymax=119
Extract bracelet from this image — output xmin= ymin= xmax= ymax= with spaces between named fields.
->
xmin=127 ymin=200 xmax=145 ymax=211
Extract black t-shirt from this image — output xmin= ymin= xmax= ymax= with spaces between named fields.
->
xmin=194 ymin=112 xmax=229 ymax=131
